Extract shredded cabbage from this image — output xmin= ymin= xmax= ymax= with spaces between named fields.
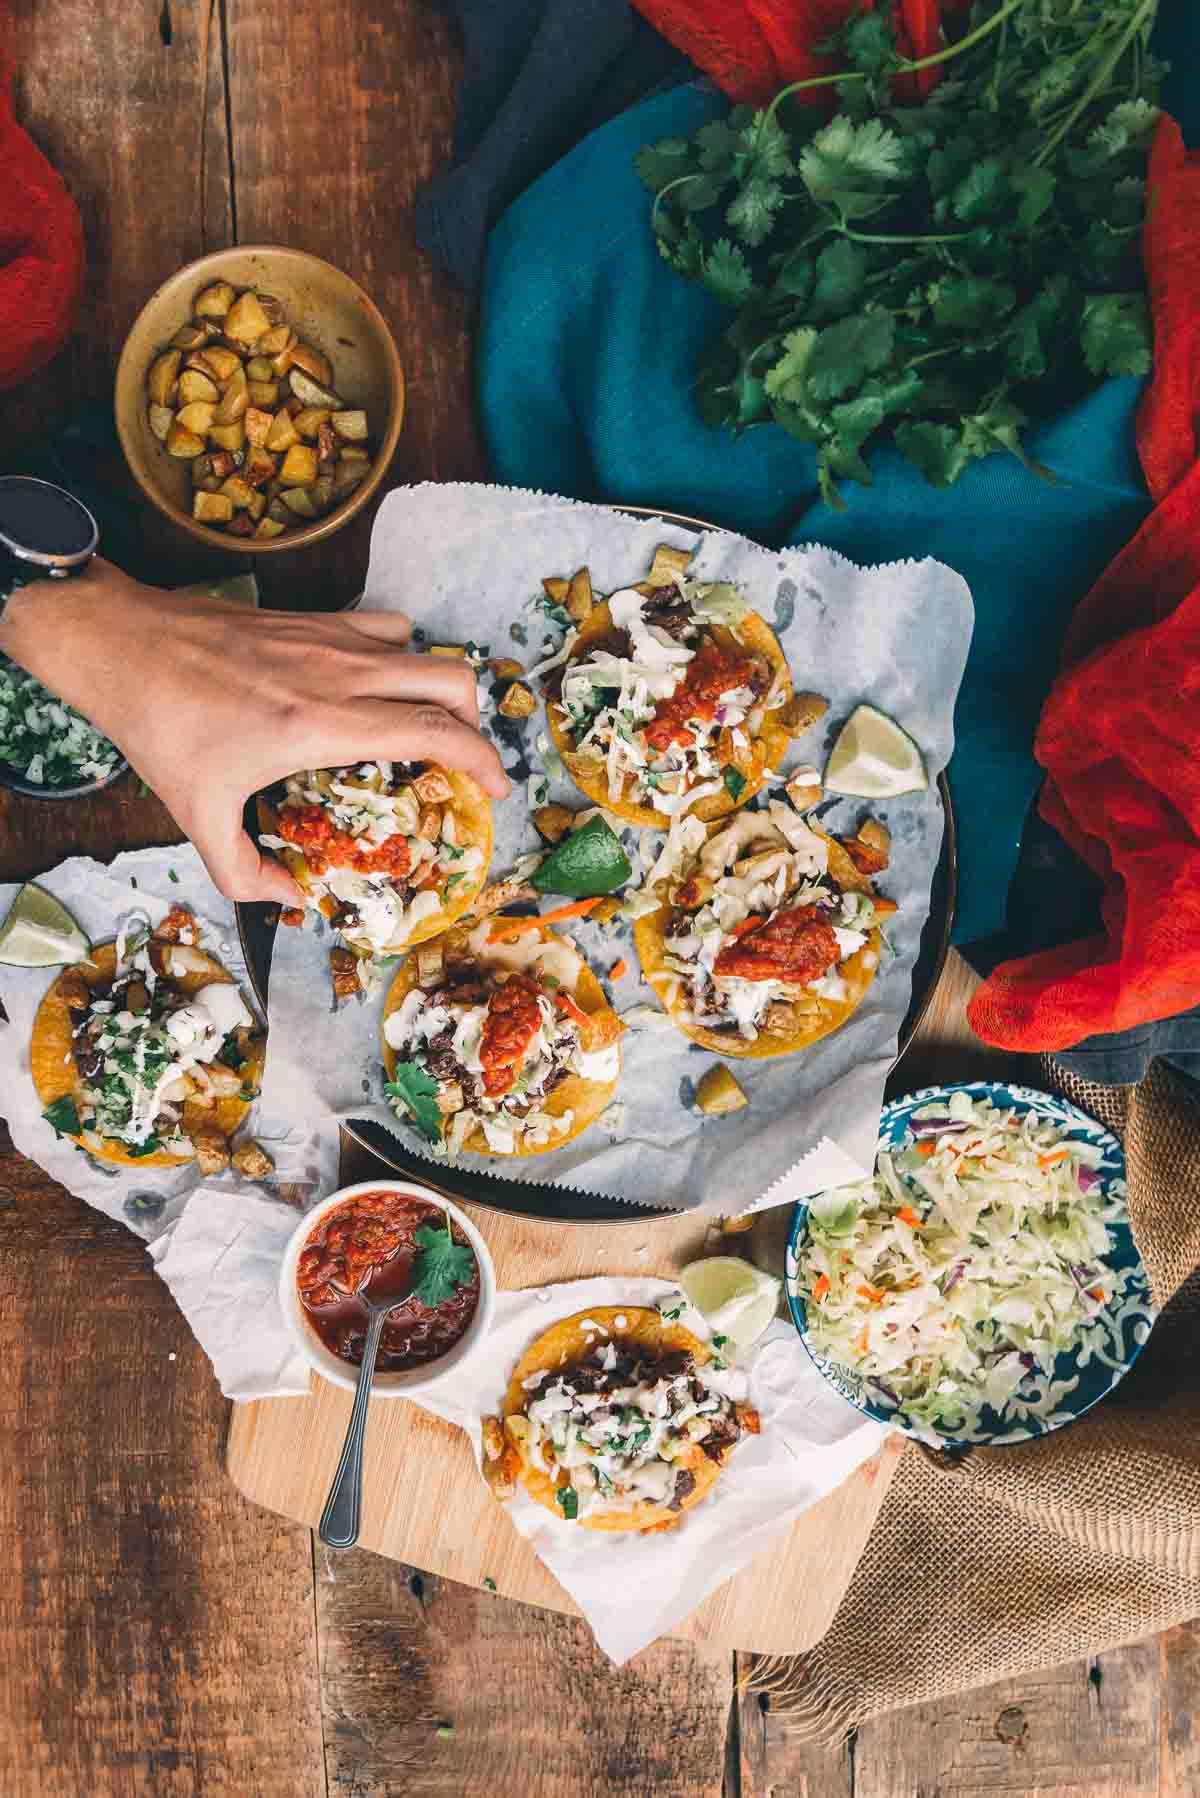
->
xmin=797 ymin=1093 xmax=1125 ymax=1437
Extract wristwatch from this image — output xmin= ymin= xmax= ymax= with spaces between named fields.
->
xmin=0 ymin=475 xmax=100 ymax=617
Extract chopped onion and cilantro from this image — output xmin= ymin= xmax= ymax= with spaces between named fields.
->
xmin=796 ymin=1091 xmax=1130 ymax=1438
xmin=0 ymin=660 xmax=121 ymax=787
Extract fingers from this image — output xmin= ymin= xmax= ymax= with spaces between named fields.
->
xmin=301 ymin=698 xmax=511 ymax=799
xmin=346 ymin=645 xmax=482 ymax=727
xmin=188 ymin=808 xmax=304 ymax=905
xmin=343 ymin=610 xmax=413 ymax=647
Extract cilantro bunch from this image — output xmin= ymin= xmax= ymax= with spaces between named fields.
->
xmin=638 ymin=0 xmax=1163 ymax=504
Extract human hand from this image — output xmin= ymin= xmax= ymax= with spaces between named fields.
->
xmin=0 ymin=557 xmax=510 ymax=903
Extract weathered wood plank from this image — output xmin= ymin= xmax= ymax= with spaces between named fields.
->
xmin=314 ymin=1544 xmax=732 ymax=1798
xmin=0 ymin=1138 xmax=324 ymax=1797
xmin=224 ymin=0 xmax=488 ymax=613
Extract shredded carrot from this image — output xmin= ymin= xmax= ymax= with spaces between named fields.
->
xmin=857 ymin=1282 xmax=884 ymax=1304
xmin=915 ymin=1141 xmax=937 ymax=1157
xmin=728 ymin=913 xmax=765 ymax=940
xmin=896 ymin=1205 xmax=924 ymax=1228
xmin=1038 ymin=1149 xmax=1070 ymax=1168
xmin=856 ymin=1327 xmax=869 ymax=1354
xmin=489 ymin=897 xmax=599 ymax=941
xmin=554 ymin=990 xmax=590 ymax=1028
xmin=609 ymin=957 xmax=627 ymax=981
xmin=874 ymin=897 xmax=898 ymax=916
xmin=1088 ymin=1285 xmax=1106 ymax=1302
xmin=811 ymin=1273 xmax=831 ymax=1303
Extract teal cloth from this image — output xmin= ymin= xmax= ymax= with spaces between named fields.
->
xmin=478 ymin=19 xmax=1197 ymax=945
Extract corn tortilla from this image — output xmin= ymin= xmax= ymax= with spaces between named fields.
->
xmin=31 ymin=941 xmax=260 ymax=1169
xmin=381 ymin=921 xmax=620 ymax=1158
xmin=547 ymin=602 xmax=792 ymax=829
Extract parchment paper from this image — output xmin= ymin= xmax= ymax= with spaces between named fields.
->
xmin=413 ymin=1274 xmax=886 ymax=1663
xmin=260 ymin=484 xmax=972 ymax=1213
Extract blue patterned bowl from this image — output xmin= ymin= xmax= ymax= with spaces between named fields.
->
xmin=785 ymin=1081 xmax=1156 ymax=1448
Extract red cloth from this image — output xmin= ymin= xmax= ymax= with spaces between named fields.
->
xmin=0 ymin=57 xmax=85 ymax=390
xmin=631 ymin=0 xmax=943 ymax=106
xmin=968 ymin=116 xmax=1200 ymax=1052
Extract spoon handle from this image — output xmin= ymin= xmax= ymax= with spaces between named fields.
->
xmin=319 ymin=1308 xmax=390 ymax=1550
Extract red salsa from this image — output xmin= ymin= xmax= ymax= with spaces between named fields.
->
xmin=277 ymin=804 xmax=414 ymax=880
xmin=296 ymin=1190 xmax=480 ymax=1373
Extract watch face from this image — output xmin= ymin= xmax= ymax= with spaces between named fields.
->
xmin=0 ymin=477 xmax=98 ymax=562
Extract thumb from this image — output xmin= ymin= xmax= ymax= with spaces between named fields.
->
xmin=189 ymin=811 xmax=303 ymax=905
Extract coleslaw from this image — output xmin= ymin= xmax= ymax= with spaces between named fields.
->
xmin=796 ymin=1091 xmax=1129 ymax=1437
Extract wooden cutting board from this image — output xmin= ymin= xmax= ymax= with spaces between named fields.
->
xmin=227 ymin=952 xmax=1001 ymax=1653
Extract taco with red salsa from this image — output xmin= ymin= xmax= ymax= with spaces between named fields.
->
xmin=480 ymin=1305 xmax=760 ymax=1533
xmin=543 ymin=545 xmax=792 ymax=831
xmin=257 ymin=759 xmax=492 ymax=996
xmin=381 ymin=917 xmax=622 ymax=1158
xmin=633 ymin=799 xmax=895 ymax=1058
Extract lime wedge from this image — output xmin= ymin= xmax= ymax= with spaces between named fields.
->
xmin=824 ymin=704 xmax=928 ymax=799
xmin=678 ymin=1255 xmax=781 ymax=1352
xmin=531 ymin=815 xmax=632 ymax=898
xmin=0 ymin=882 xmax=90 ymax=968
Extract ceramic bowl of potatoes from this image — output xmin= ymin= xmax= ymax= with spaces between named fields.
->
xmin=115 ymin=246 xmax=404 ymax=551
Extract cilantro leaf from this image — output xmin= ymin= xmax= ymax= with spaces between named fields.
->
xmin=412 ymin=1219 xmax=476 ymax=1306
xmin=809 ymin=239 xmax=868 ymax=321
xmin=930 ymin=275 xmax=1017 ymax=331
xmin=726 ymin=176 xmax=784 ymax=248
xmin=723 ymin=766 xmax=747 ymax=802
xmin=556 ymin=1485 xmax=579 ymax=1521
xmin=1080 ymin=293 xmax=1152 ymax=377
xmin=702 ymin=238 xmax=755 ymax=308
xmin=895 ymin=420 xmax=974 ymax=488
xmin=804 ymin=310 xmax=895 ymax=404
xmin=636 ymin=137 xmax=698 ymax=196
xmin=42 ymin=1095 xmax=80 ymax=1137
xmin=799 ymin=116 xmax=904 ymax=218
xmin=384 ymin=1061 xmax=445 ymax=1144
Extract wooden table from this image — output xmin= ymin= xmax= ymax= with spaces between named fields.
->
xmin=3 ymin=4 xmax=1199 ymax=1793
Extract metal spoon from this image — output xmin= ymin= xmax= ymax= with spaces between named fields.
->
xmin=319 ymin=1280 xmax=413 ymax=1550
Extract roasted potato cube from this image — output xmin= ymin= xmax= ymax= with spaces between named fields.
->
xmin=695 ymin=1064 xmax=748 ymax=1117
xmin=717 ymin=725 xmax=753 ymax=775
xmin=674 ymin=874 xmax=714 ymax=910
xmin=469 ymin=878 xmax=538 ymax=919
xmin=785 ymin=767 xmax=823 ymax=810
xmin=147 ymin=349 xmax=181 ymax=408
xmin=247 ymin=381 xmax=279 ymax=409
xmin=176 ymin=400 xmax=216 ymax=435
xmin=60 ymin=970 xmax=91 ymax=1010
xmin=178 ymin=368 xmax=219 ymax=406
xmin=310 ymin=475 xmax=334 ymax=514
xmin=532 ymin=804 xmax=573 ymax=843
xmin=267 ymin=497 xmax=291 ymax=523
xmin=191 ymin=1128 xmax=232 ymax=1177
xmin=220 ymin=475 xmax=255 ymax=509
xmin=292 ymin=406 xmax=330 ymax=442
xmin=244 ymin=406 xmax=273 ymax=448
xmin=226 ymin=512 xmax=254 ymax=537
xmin=762 ymin=1000 xmax=799 ymax=1037
xmin=242 ymin=447 xmax=277 ymax=488
xmin=416 ymin=804 xmax=442 ymax=840
xmin=223 ymin=290 xmax=271 ymax=345
xmin=256 ymin=324 xmax=293 ymax=357
xmin=231 ymin=1139 xmax=274 ymax=1179
xmin=417 ymin=942 xmax=445 ymax=986
xmin=542 ymin=576 xmax=569 ymax=604
xmin=197 ymin=344 xmax=241 ymax=383
xmin=265 ymin=411 xmax=299 ymax=453
xmin=488 ymin=656 xmax=524 ymax=681
xmin=193 ymin=474 xmax=222 ymax=496
xmin=857 ymin=818 xmax=891 ymax=869
xmin=147 ymin=403 xmax=173 ymax=441
xmin=288 ymin=367 xmax=341 ymax=411
xmin=245 ymin=356 xmax=275 ymax=383
xmin=166 ymin=421 xmax=206 ymax=459
xmin=480 ymin=1416 xmax=518 ymax=1499
xmin=779 ymin=691 xmax=829 ymax=736
xmin=331 ymin=464 xmax=367 ymax=502
xmin=498 ymin=680 xmax=536 ymax=720
xmin=329 ymin=946 xmax=361 ymax=1001
xmin=208 ymin=420 xmax=246 ymax=453
xmin=338 ymin=444 xmax=370 ymax=465
xmin=288 ymin=340 xmax=334 ymax=386
xmin=413 ymin=768 xmax=454 ymax=804
xmin=565 ymin=567 xmax=594 ymax=623
xmin=316 ymin=421 xmax=337 ymax=475
xmin=247 ymin=491 xmax=267 ymax=522
xmin=193 ymin=491 xmax=233 ymax=524
xmin=281 ymin=487 xmax=317 ymax=519
xmin=647 ymin=543 xmax=691 ymax=587
xmin=436 ymin=1081 xmax=464 ymax=1116
xmin=588 ymin=895 xmax=622 ymax=925
xmin=279 ymin=443 xmax=318 ymax=487
xmin=172 ymin=322 xmax=212 ymax=351
xmin=331 ymin=409 xmax=368 ymax=442
xmin=255 ymin=517 xmax=287 ymax=540
xmin=207 ymin=449 xmax=240 ymax=480
xmin=214 ymin=366 xmax=248 ymax=425
xmin=427 ymin=644 xmax=466 ymax=659
xmin=195 ymin=281 xmax=235 ymax=318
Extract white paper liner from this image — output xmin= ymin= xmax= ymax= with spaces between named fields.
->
xmin=259 ymin=484 xmax=972 ymax=1213
xmin=413 ymin=1274 xmax=886 ymax=1663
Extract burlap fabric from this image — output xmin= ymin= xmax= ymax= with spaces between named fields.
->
xmin=752 ymin=1056 xmax=1200 ymax=1738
